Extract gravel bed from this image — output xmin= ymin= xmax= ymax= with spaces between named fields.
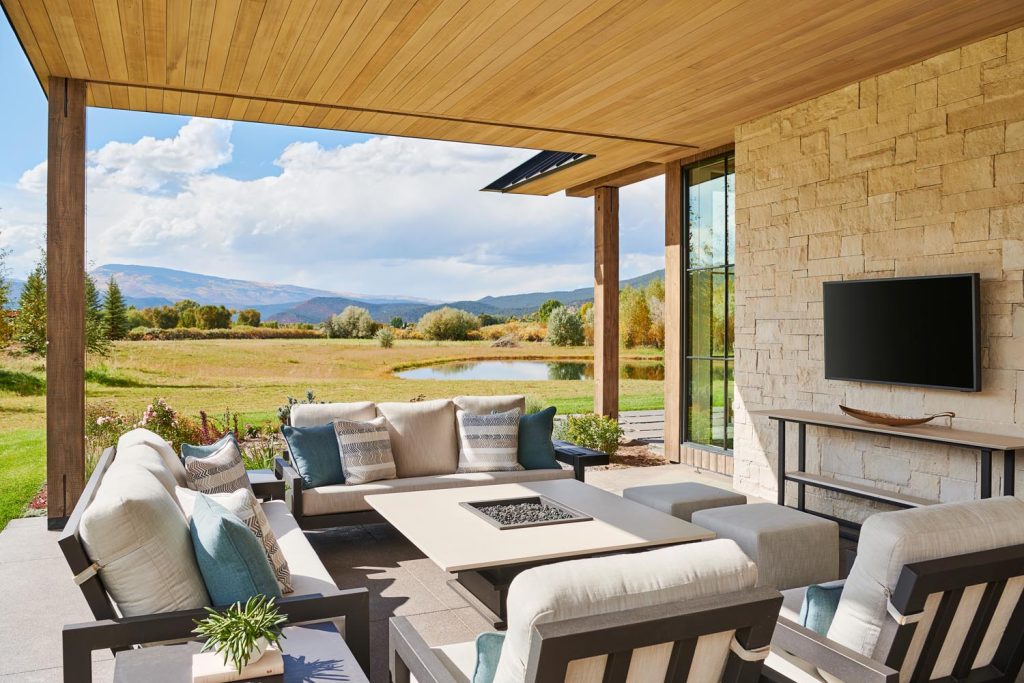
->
xmin=477 ymin=502 xmax=575 ymax=526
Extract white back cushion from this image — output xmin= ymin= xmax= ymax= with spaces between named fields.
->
xmin=289 ymin=402 xmax=376 ymax=427
xmin=80 ymin=463 xmax=210 ymax=616
xmin=117 ymin=428 xmax=187 ymax=486
xmin=829 ymin=496 xmax=1024 ymax=658
xmin=493 ymin=539 xmax=757 ymax=683
xmin=107 ymin=443 xmax=178 ymax=497
xmin=376 ymin=399 xmax=458 ymax=477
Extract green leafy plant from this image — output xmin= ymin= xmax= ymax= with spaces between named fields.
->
xmin=242 ymin=437 xmax=280 ymax=470
xmin=556 ymin=413 xmax=623 ymax=456
xmin=193 ymin=595 xmax=287 ymax=674
xmin=416 ymin=307 xmax=480 ymax=340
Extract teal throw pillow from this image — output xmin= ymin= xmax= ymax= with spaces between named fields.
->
xmin=280 ymin=423 xmax=344 ymax=488
xmin=798 ymin=581 xmax=844 ymax=635
xmin=180 ymin=432 xmax=237 ymax=460
xmin=189 ymin=492 xmax=282 ymax=607
xmin=472 ymin=632 xmax=505 ymax=683
xmin=517 ymin=407 xmax=560 ymax=470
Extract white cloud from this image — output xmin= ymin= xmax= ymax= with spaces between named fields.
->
xmin=3 ymin=119 xmax=665 ymax=300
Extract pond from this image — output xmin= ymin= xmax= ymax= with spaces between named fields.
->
xmin=396 ymin=360 xmax=664 ymax=381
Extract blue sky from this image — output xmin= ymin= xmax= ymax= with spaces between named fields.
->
xmin=0 ymin=15 xmax=663 ymax=301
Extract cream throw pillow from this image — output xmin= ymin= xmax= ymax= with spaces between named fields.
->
xmin=183 ymin=438 xmax=252 ymax=494
xmin=176 ymin=487 xmax=293 ymax=594
xmin=456 ymin=408 xmax=523 ymax=473
xmin=333 ymin=417 xmax=397 ymax=485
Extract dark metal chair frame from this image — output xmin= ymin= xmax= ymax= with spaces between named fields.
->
xmin=766 ymin=543 xmax=1024 ymax=683
xmin=274 ymin=439 xmax=609 ymax=531
xmin=390 ymin=586 xmax=783 ymax=683
xmin=57 ymin=447 xmax=371 ymax=683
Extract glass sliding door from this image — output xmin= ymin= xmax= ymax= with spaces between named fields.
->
xmin=684 ymin=154 xmax=735 ymax=451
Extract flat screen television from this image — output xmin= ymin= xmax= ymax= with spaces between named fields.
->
xmin=823 ymin=273 xmax=981 ymax=392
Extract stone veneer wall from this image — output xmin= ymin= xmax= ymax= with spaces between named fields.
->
xmin=732 ymin=29 xmax=1024 ymax=520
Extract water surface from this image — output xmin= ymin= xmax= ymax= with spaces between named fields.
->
xmin=397 ymin=360 xmax=664 ymax=381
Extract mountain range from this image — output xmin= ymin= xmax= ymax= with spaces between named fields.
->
xmin=5 ymin=264 xmax=665 ymax=322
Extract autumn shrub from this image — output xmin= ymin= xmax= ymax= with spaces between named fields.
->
xmin=417 ymin=307 xmax=480 ymax=341
xmin=479 ymin=321 xmax=547 ymax=342
xmin=126 ymin=326 xmax=321 ymax=340
xmin=546 ymin=307 xmax=585 ymax=346
xmin=376 ymin=326 xmax=395 ymax=348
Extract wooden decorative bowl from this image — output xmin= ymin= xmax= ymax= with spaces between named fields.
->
xmin=839 ymin=405 xmax=955 ymax=427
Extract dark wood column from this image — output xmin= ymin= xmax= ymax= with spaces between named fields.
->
xmin=663 ymin=163 xmax=683 ymax=463
xmin=46 ymin=77 xmax=87 ymax=529
xmin=593 ymin=186 xmax=619 ymax=419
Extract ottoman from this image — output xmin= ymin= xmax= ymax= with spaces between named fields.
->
xmin=622 ymin=482 xmax=746 ymax=521
xmin=691 ymin=503 xmax=839 ymax=590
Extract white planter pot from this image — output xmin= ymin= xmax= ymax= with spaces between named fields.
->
xmin=221 ymin=636 xmax=270 ymax=669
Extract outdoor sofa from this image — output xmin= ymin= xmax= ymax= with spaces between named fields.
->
xmin=276 ymin=395 xmax=608 ymax=530
xmin=57 ymin=428 xmax=370 ymax=683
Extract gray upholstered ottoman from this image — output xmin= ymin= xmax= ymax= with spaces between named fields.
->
xmin=622 ymin=482 xmax=746 ymax=521
xmin=691 ymin=503 xmax=839 ymax=590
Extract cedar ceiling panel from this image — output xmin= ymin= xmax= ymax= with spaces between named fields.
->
xmin=5 ymin=0 xmax=1024 ymax=194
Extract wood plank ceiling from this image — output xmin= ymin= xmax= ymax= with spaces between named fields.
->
xmin=4 ymin=0 xmax=1024 ymax=195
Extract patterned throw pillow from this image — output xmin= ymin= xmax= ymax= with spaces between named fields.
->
xmin=333 ymin=417 xmax=397 ymax=485
xmin=183 ymin=438 xmax=252 ymax=495
xmin=457 ymin=408 xmax=523 ymax=473
xmin=176 ymin=487 xmax=293 ymax=594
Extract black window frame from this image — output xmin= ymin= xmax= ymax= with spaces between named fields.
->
xmin=681 ymin=152 xmax=735 ymax=454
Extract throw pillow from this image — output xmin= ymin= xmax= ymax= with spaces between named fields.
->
xmin=180 ymin=432 xmax=237 ymax=460
xmin=183 ymin=438 xmax=253 ymax=495
xmin=333 ymin=417 xmax=397 ymax=485
xmin=189 ymin=493 xmax=282 ymax=607
xmin=280 ymin=423 xmax=345 ymax=489
xmin=456 ymin=408 xmax=523 ymax=473
xmin=177 ymin=487 xmax=293 ymax=594
xmin=517 ymin=407 xmax=560 ymax=470
xmin=473 ymin=632 xmax=505 ymax=683
xmin=799 ymin=580 xmax=845 ymax=635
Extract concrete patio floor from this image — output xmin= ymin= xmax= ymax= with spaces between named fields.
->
xmin=0 ymin=464 xmax=755 ymax=683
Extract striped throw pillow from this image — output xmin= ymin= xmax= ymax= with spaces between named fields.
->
xmin=183 ymin=438 xmax=252 ymax=495
xmin=333 ymin=417 xmax=397 ymax=485
xmin=457 ymin=408 xmax=523 ymax=473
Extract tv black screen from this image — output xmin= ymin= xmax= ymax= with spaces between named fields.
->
xmin=823 ymin=274 xmax=981 ymax=392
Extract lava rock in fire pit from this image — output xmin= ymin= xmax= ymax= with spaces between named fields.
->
xmin=477 ymin=502 xmax=574 ymax=526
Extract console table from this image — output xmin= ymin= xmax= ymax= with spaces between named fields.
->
xmin=751 ymin=409 xmax=1024 ymax=532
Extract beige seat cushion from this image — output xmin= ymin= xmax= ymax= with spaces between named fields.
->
xmin=80 ymin=463 xmax=210 ymax=617
xmin=117 ymin=428 xmax=187 ymax=486
xmin=829 ymin=496 xmax=1024 ymax=659
xmin=108 ymin=443 xmax=178 ymax=497
xmin=376 ymin=399 xmax=458 ymax=478
xmin=290 ymin=402 xmax=377 ymax=427
xmin=432 ymin=640 xmax=476 ymax=683
xmin=493 ymin=538 xmax=758 ymax=683
xmin=453 ymin=395 xmax=526 ymax=415
xmin=302 ymin=468 xmax=573 ymax=516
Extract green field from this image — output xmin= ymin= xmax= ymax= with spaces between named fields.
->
xmin=0 ymin=339 xmax=664 ymax=529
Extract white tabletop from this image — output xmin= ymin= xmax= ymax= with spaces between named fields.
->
xmin=366 ymin=479 xmax=714 ymax=572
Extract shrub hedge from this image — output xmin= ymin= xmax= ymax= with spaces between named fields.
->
xmin=126 ymin=326 xmax=323 ymax=341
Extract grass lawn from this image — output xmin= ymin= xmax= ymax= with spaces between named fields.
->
xmin=0 ymin=338 xmax=664 ymax=529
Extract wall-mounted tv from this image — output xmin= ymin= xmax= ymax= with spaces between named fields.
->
xmin=823 ymin=273 xmax=981 ymax=392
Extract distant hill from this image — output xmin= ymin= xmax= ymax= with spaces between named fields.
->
xmin=89 ymin=264 xmax=432 ymax=309
xmin=268 ymin=269 xmax=665 ymax=324
xmin=6 ymin=279 xmax=24 ymax=307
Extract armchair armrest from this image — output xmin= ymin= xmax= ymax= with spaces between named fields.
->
xmin=768 ymin=616 xmax=898 ymax=683
xmin=389 ymin=616 xmax=461 ymax=683
xmin=553 ymin=439 xmax=609 ymax=482
xmin=274 ymin=456 xmax=305 ymax=520
xmin=63 ymin=589 xmax=370 ymax=683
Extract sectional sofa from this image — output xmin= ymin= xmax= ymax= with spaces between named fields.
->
xmin=276 ymin=395 xmax=608 ymax=530
xmin=58 ymin=428 xmax=370 ymax=683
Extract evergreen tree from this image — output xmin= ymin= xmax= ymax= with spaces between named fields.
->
xmin=15 ymin=257 xmax=46 ymax=354
xmin=103 ymin=276 xmax=129 ymax=340
xmin=0 ymin=245 xmax=11 ymax=346
xmin=85 ymin=274 xmax=110 ymax=355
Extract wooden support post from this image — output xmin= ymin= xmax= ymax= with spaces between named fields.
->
xmin=663 ymin=163 xmax=683 ymax=463
xmin=46 ymin=77 xmax=87 ymax=529
xmin=593 ymin=186 xmax=619 ymax=419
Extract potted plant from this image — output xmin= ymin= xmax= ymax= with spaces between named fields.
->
xmin=193 ymin=595 xmax=288 ymax=675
